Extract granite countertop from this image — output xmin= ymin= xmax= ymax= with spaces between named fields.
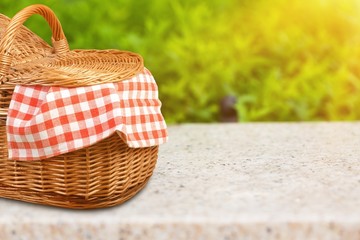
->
xmin=0 ymin=123 xmax=360 ymax=239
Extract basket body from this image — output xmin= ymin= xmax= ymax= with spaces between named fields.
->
xmin=0 ymin=122 xmax=158 ymax=209
xmin=0 ymin=82 xmax=159 ymax=209
xmin=0 ymin=6 xmax=163 ymax=209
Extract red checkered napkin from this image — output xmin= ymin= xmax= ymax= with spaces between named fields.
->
xmin=6 ymin=68 xmax=168 ymax=160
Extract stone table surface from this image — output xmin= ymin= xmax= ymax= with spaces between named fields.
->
xmin=0 ymin=123 xmax=360 ymax=240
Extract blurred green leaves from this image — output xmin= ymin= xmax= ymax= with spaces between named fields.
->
xmin=1 ymin=0 xmax=360 ymax=123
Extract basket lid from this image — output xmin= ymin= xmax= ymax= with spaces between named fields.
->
xmin=0 ymin=5 xmax=143 ymax=87
xmin=5 ymin=49 xmax=144 ymax=87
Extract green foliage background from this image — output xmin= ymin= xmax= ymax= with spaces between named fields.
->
xmin=1 ymin=0 xmax=360 ymax=123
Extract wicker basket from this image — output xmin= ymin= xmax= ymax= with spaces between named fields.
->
xmin=0 ymin=5 xmax=161 ymax=209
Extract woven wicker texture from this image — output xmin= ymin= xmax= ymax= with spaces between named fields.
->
xmin=0 ymin=5 xmax=160 ymax=209
xmin=0 ymin=4 xmax=144 ymax=86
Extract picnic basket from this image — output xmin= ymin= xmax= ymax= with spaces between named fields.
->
xmin=0 ymin=4 xmax=165 ymax=209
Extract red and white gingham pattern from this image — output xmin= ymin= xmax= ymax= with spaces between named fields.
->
xmin=6 ymin=68 xmax=168 ymax=160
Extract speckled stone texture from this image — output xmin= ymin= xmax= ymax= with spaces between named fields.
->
xmin=0 ymin=123 xmax=360 ymax=240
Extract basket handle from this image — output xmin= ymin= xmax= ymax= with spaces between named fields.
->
xmin=0 ymin=4 xmax=69 ymax=80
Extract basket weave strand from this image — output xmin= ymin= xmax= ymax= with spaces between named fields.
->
xmin=0 ymin=5 xmax=160 ymax=209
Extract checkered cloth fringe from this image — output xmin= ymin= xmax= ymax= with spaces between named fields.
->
xmin=6 ymin=68 xmax=168 ymax=160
